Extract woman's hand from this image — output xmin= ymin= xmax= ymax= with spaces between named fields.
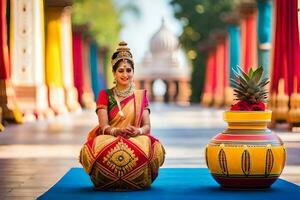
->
xmin=114 ymin=128 xmax=132 ymax=138
xmin=125 ymin=126 xmax=141 ymax=137
xmin=112 ymin=126 xmax=141 ymax=138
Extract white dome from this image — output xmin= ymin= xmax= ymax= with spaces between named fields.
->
xmin=150 ymin=19 xmax=179 ymax=53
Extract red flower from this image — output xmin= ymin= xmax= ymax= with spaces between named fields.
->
xmin=230 ymin=101 xmax=266 ymax=111
xmin=250 ymin=102 xmax=265 ymax=111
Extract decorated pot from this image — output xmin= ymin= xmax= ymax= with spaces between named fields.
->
xmin=205 ymin=111 xmax=286 ymax=189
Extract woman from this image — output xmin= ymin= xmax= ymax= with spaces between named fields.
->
xmin=80 ymin=41 xmax=165 ymax=191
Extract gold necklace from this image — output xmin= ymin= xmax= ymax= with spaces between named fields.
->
xmin=114 ymin=84 xmax=135 ymax=98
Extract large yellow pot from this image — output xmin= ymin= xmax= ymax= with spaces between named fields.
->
xmin=205 ymin=111 xmax=286 ymax=189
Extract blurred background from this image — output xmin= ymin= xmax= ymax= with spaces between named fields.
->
xmin=0 ymin=0 xmax=299 ymax=129
xmin=0 ymin=0 xmax=300 ymax=198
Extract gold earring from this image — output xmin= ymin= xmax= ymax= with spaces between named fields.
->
xmin=113 ymin=78 xmax=116 ymax=84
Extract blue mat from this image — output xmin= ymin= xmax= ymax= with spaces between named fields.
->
xmin=38 ymin=168 xmax=300 ymax=200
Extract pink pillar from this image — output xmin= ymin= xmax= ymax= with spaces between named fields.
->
xmin=72 ymin=31 xmax=85 ymax=105
xmin=239 ymin=2 xmax=258 ymax=72
xmin=271 ymin=0 xmax=300 ymax=127
xmin=72 ymin=29 xmax=95 ymax=108
xmin=214 ymin=41 xmax=225 ymax=107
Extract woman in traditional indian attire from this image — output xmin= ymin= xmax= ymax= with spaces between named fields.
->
xmin=80 ymin=41 xmax=165 ymax=191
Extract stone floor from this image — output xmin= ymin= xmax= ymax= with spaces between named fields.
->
xmin=0 ymin=104 xmax=300 ymax=199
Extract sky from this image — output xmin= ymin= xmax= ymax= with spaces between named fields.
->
xmin=118 ymin=0 xmax=183 ymax=63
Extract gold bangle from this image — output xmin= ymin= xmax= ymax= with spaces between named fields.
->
xmin=110 ymin=127 xmax=117 ymax=136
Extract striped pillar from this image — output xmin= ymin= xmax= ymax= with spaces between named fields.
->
xmin=10 ymin=0 xmax=53 ymax=120
xmin=45 ymin=6 xmax=68 ymax=114
xmin=0 ymin=0 xmax=22 ymax=123
xmin=239 ymin=1 xmax=258 ymax=72
xmin=60 ymin=6 xmax=81 ymax=112
xmin=257 ymin=0 xmax=272 ymax=79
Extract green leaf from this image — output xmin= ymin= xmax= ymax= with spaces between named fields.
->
xmin=235 ymin=65 xmax=250 ymax=81
xmin=232 ymin=67 xmax=241 ymax=79
xmin=249 ymin=68 xmax=254 ymax=78
xmin=258 ymin=79 xmax=270 ymax=88
xmin=231 ymin=82 xmax=247 ymax=92
xmin=252 ymin=66 xmax=263 ymax=83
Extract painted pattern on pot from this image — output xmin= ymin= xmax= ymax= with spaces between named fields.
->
xmin=205 ymin=111 xmax=286 ymax=189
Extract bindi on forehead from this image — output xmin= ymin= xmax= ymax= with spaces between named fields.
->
xmin=119 ymin=64 xmax=131 ymax=69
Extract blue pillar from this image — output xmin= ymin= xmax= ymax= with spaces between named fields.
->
xmin=97 ymin=49 xmax=106 ymax=94
xmin=257 ymin=0 xmax=272 ymax=79
xmin=228 ymin=24 xmax=241 ymax=84
xmin=89 ymin=41 xmax=102 ymax=100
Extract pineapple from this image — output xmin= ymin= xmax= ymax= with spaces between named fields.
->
xmin=230 ymin=66 xmax=269 ymax=111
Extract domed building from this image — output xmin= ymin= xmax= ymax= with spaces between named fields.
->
xmin=135 ymin=20 xmax=191 ymax=104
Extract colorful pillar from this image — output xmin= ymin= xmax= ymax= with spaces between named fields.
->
xmin=223 ymin=37 xmax=232 ymax=107
xmin=228 ymin=25 xmax=241 ymax=81
xmin=299 ymin=0 xmax=300 ymax=37
xmin=202 ymin=51 xmax=214 ymax=106
xmin=0 ymin=0 xmax=22 ymax=123
xmin=72 ymin=27 xmax=95 ymax=108
xmin=83 ymin=37 xmax=96 ymax=109
xmin=97 ymin=47 xmax=108 ymax=91
xmin=285 ymin=0 xmax=300 ymax=129
xmin=10 ymin=0 xmax=53 ymax=120
xmin=213 ymin=33 xmax=226 ymax=107
xmin=271 ymin=0 xmax=300 ymax=127
xmin=89 ymin=41 xmax=101 ymax=100
xmin=223 ymin=12 xmax=241 ymax=82
xmin=72 ymin=30 xmax=84 ymax=105
xmin=45 ymin=6 xmax=68 ymax=114
xmin=257 ymin=0 xmax=272 ymax=79
xmin=60 ymin=6 xmax=81 ymax=112
xmin=239 ymin=0 xmax=258 ymax=72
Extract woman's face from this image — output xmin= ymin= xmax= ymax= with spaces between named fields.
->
xmin=114 ymin=60 xmax=134 ymax=87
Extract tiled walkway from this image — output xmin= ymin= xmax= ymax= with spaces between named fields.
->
xmin=1 ymin=104 xmax=300 ymax=199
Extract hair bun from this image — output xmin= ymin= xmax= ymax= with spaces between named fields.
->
xmin=111 ymin=41 xmax=134 ymax=67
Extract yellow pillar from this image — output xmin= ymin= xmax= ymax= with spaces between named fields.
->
xmin=45 ymin=7 xmax=67 ymax=114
